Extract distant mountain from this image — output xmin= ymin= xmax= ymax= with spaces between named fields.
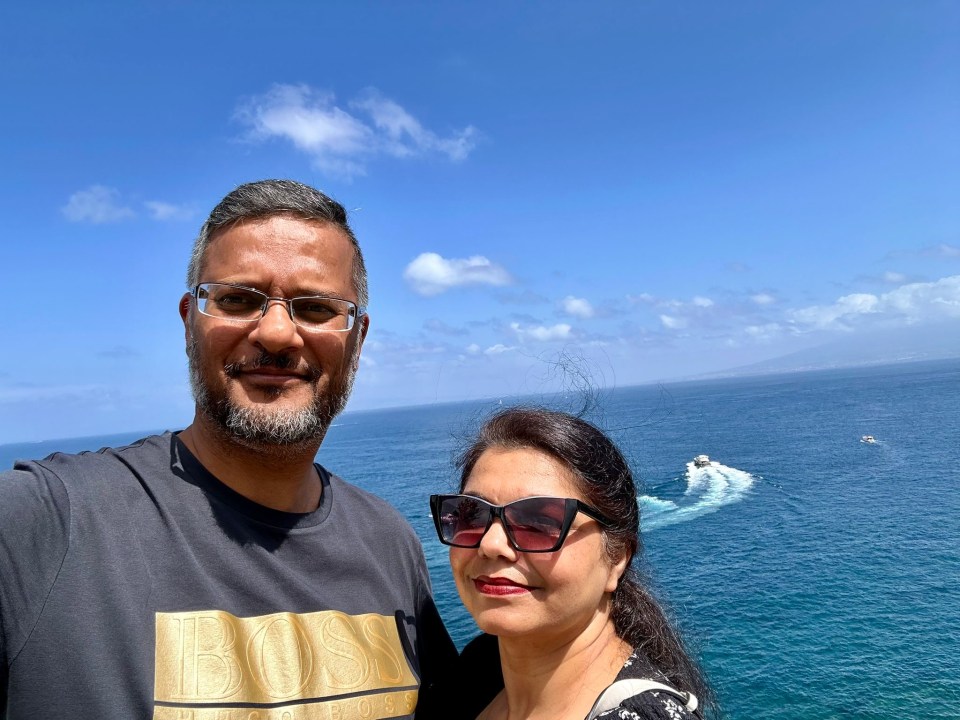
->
xmin=700 ymin=321 xmax=960 ymax=378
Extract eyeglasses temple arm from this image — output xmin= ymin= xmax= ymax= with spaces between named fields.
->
xmin=576 ymin=501 xmax=616 ymax=527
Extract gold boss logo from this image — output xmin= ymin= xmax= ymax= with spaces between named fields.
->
xmin=154 ymin=609 xmax=419 ymax=719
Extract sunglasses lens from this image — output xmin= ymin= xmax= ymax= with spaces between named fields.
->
xmin=503 ymin=497 xmax=568 ymax=551
xmin=438 ymin=496 xmax=491 ymax=547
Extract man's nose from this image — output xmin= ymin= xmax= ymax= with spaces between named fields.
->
xmin=249 ymin=300 xmax=304 ymax=353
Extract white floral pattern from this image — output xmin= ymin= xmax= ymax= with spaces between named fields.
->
xmin=592 ymin=651 xmax=698 ymax=720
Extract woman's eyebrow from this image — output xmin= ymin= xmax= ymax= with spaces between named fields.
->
xmin=460 ymin=491 xmax=495 ymax=503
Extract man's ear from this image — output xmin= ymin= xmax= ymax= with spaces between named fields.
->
xmin=179 ymin=293 xmax=193 ymax=348
xmin=352 ymin=313 xmax=370 ymax=373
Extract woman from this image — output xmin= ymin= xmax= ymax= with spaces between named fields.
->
xmin=429 ymin=407 xmax=714 ymax=719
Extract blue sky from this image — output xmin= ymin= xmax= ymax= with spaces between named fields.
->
xmin=1 ymin=2 xmax=958 ymax=443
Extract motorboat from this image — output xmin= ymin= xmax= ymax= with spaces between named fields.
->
xmin=861 ymin=435 xmax=876 ymax=444
xmin=693 ymin=454 xmax=712 ymax=468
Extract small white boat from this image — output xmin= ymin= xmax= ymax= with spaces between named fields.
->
xmin=861 ymin=435 xmax=876 ymax=444
xmin=693 ymin=454 xmax=712 ymax=468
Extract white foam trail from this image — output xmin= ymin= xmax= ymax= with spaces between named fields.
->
xmin=641 ymin=461 xmax=755 ymax=531
xmin=638 ymin=494 xmax=679 ymax=518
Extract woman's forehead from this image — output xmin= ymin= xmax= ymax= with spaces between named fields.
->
xmin=464 ymin=446 xmax=584 ymax=501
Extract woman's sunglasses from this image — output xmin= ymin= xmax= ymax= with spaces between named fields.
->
xmin=429 ymin=494 xmax=614 ymax=553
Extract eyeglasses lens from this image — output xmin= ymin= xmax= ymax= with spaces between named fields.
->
xmin=439 ymin=496 xmax=487 ymax=547
xmin=200 ymin=286 xmax=263 ymax=318
xmin=196 ymin=283 xmax=355 ymax=331
xmin=439 ymin=496 xmax=567 ymax=551
xmin=504 ymin=498 xmax=566 ymax=551
xmin=290 ymin=297 xmax=352 ymax=328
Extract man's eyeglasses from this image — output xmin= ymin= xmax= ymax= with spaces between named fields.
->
xmin=429 ymin=494 xmax=614 ymax=553
xmin=192 ymin=283 xmax=365 ymax=332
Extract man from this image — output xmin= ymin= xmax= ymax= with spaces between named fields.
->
xmin=0 ymin=180 xmax=455 ymax=719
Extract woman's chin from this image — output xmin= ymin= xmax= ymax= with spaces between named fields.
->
xmin=471 ymin=610 xmax=541 ymax=639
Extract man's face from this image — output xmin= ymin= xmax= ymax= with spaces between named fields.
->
xmin=180 ymin=215 xmax=368 ymax=450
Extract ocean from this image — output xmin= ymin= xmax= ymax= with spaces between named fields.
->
xmin=2 ymin=359 xmax=958 ymax=719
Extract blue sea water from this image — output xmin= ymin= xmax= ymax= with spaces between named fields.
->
xmin=2 ymin=359 xmax=958 ymax=719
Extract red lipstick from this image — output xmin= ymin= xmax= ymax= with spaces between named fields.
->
xmin=474 ymin=576 xmax=531 ymax=596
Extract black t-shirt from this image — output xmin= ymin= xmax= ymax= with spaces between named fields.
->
xmin=0 ymin=433 xmax=456 ymax=719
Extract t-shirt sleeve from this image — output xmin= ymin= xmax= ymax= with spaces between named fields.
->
xmin=0 ymin=464 xmax=71 ymax=670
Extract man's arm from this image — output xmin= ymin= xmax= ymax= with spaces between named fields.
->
xmin=0 ymin=464 xmax=71 ymax=688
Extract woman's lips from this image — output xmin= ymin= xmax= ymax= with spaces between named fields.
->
xmin=473 ymin=576 xmax=531 ymax=596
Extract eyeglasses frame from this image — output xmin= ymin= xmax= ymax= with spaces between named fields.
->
xmin=429 ymin=493 xmax=615 ymax=553
xmin=192 ymin=282 xmax=366 ymax=332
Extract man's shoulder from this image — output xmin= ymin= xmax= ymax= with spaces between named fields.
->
xmin=320 ymin=469 xmax=425 ymax=555
xmin=0 ymin=434 xmax=173 ymax=552
xmin=323 ymin=469 xmax=409 ymax=521
xmin=316 ymin=474 xmax=426 ymax=571
xmin=4 ymin=432 xmax=174 ymax=489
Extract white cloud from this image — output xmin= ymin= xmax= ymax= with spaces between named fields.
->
xmin=235 ymin=84 xmax=477 ymax=178
xmin=751 ymin=293 xmax=776 ymax=305
xmin=789 ymin=276 xmax=960 ymax=330
xmin=351 ymin=89 xmax=477 ymax=161
xmin=790 ymin=293 xmax=880 ymax=329
xmin=924 ymin=243 xmax=960 ymax=258
xmin=510 ymin=322 xmax=572 ymax=342
xmin=882 ymin=271 xmax=907 ymax=284
xmin=659 ymin=314 xmax=687 ymax=329
xmin=882 ymin=275 xmax=960 ymax=317
xmin=404 ymin=252 xmax=511 ymax=296
xmin=562 ymin=295 xmax=594 ymax=319
xmin=630 ymin=292 xmax=714 ymax=312
xmin=744 ymin=323 xmax=782 ymax=341
xmin=145 ymin=201 xmax=195 ymax=221
xmin=61 ymin=185 xmax=135 ymax=224
xmin=484 ymin=344 xmax=514 ymax=355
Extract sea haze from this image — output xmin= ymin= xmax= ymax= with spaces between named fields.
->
xmin=2 ymin=359 xmax=958 ymax=719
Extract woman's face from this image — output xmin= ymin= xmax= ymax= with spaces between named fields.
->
xmin=449 ymin=446 xmax=628 ymax=645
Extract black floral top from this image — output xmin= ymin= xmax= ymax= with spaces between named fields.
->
xmin=591 ymin=650 xmax=699 ymax=720
xmin=437 ymin=635 xmax=699 ymax=720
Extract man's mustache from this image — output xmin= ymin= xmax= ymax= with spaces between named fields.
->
xmin=224 ymin=352 xmax=322 ymax=381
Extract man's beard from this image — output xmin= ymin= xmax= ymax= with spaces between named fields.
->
xmin=187 ymin=339 xmax=357 ymax=451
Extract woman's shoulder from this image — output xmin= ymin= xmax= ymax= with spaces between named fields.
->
xmin=594 ymin=690 xmax=697 ymax=720
xmin=591 ymin=650 xmax=700 ymax=720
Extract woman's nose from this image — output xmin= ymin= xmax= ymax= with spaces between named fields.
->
xmin=477 ymin=518 xmax=518 ymax=560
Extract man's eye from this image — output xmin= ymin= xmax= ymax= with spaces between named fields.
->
xmin=296 ymin=300 xmax=340 ymax=321
xmin=216 ymin=293 xmax=261 ymax=310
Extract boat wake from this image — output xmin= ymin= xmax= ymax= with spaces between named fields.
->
xmin=640 ymin=460 xmax=756 ymax=531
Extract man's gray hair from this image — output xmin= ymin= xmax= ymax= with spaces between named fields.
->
xmin=186 ymin=179 xmax=368 ymax=307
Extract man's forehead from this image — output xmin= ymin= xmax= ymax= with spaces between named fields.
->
xmin=208 ymin=213 xmax=346 ymax=242
xmin=201 ymin=215 xmax=354 ymax=266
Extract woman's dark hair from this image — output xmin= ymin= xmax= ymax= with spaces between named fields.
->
xmin=457 ymin=406 xmax=715 ymax=714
